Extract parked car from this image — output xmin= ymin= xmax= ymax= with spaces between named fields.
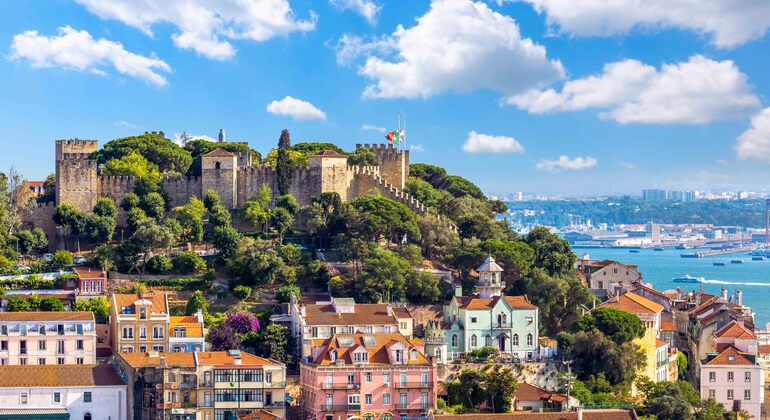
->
xmin=43 ymin=253 xmax=54 ymax=262
xmin=73 ymin=256 xmax=86 ymax=265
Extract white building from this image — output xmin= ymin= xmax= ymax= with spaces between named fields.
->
xmin=700 ymin=346 xmax=764 ymax=419
xmin=0 ymin=364 xmax=127 ymax=420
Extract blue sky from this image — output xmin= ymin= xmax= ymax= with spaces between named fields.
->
xmin=2 ymin=0 xmax=770 ymax=196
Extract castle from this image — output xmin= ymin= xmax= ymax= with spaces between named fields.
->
xmin=32 ymin=138 xmax=448 ymax=244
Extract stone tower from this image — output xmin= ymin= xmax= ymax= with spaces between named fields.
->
xmin=201 ymin=148 xmax=238 ymax=209
xmin=55 ymin=139 xmax=99 ymax=213
xmin=356 ymin=144 xmax=409 ymax=189
xmin=477 ymin=255 xmax=504 ymax=298
xmin=309 ymin=150 xmax=349 ymax=198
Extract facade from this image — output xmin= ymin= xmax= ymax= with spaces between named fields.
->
xmin=300 ymin=333 xmax=437 ymax=420
xmin=170 ymin=314 xmax=207 ymax=352
xmin=426 ymin=257 xmax=539 ymax=363
xmin=700 ymin=346 xmax=764 ymax=419
xmin=292 ymin=297 xmax=411 ymax=359
xmin=577 ymin=259 xmax=642 ymax=297
xmin=71 ymin=267 xmax=107 ymax=296
xmin=0 ymin=364 xmax=127 ymax=419
xmin=110 ymin=292 xmax=172 ymax=353
xmin=0 ymin=311 xmax=96 ymax=365
xmin=512 ymin=382 xmax=567 ymax=412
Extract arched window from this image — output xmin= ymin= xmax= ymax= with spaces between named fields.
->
xmin=497 ymin=314 xmax=502 ymax=325
xmin=435 ymin=348 xmax=442 ymax=361
xmin=84 ymin=414 xmax=92 ymax=420
xmin=502 ymin=314 xmax=507 ymax=324
xmin=451 ymin=334 xmax=458 ymax=347
xmin=527 ymin=333 xmax=533 ymax=346
xmin=330 ymin=350 xmax=337 ymax=362
xmin=470 ymin=334 xmax=477 ymax=347
xmin=215 ymin=161 xmax=221 ymax=170
xmin=512 ymin=334 xmax=519 ymax=346
xmin=485 ymin=335 xmax=492 ymax=347
xmin=411 ymin=349 xmax=418 ymax=360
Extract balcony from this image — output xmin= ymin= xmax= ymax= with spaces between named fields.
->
xmin=423 ymin=336 xmax=446 ymax=344
xmin=395 ymin=403 xmax=430 ymax=410
xmin=156 ymin=383 xmax=180 ymax=390
xmin=199 ymin=381 xmax=213 ymax=388
xmin=492 ymin=323 xmax=513 ymax=329
xmin=263 ymin=381 xmax=286 ymax=388
xmin=156 ymin=402 xmax=181 ymax=409
xmin=321 ymin=405 xmax=361 ymax=412
xmin=321 ymin=383 xmax=360 ymax=390
xmin=180 ymin=381 xmax=197 ymax=389
xmin=394 ymin=382 xmax=432 ymax=389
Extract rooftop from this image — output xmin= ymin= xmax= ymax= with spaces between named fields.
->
xmin=112 ymin=292 xmax=169 ymax=316
xmin=478 ymin=256 xmax=504 ymax=272
xmin=458 ymin=295 xmax=537 ymax=310
xmin=73 ymin=266 xmax=107 ymax=279
xmin=311 ymin=333 xmax=431 ymax=366
xmin=118 ymin=351 xmax=276 ymax=368
xmin=303 ymin=302 xmax=398 ymax=326
xmin=0 ymin=311 xmax=94 ymax=322
xmin=513 ymin=382 xmax=567 ymax=403
xmin=714 ymin=320 xmax=756 ymax=340
xmin=703 ymin=346 xmax=757 ymax=366
xmin=432 ymin=410 xmax=636 ymax=420
xmin=170 ymin=316 xmax=204 ymax=338
xmin=0 ymin=364 xmax=124 ymax=387
xmin=203 ymin=148 xmax=235 ymax=157
xmin=599 ymin=292 xmax=663 ymax=315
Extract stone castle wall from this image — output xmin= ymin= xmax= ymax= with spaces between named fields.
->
xmin=163 ymin=176 xmax=202 ymax=208
xmin=236 ymin=167 xmax=277 ymax=208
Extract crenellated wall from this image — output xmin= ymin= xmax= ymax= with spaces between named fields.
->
xmin=356 ymin=143 xmax=409 ymax=190
xmin=236 ymin=167 xmax=277 ymax=208
xmin=163 ymin=175 xmax=202 ymax=208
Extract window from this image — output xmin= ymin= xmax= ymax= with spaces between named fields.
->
xmin=330 ymin=327 xmax=336 ymax=335
xmin=139 ymin=346 xmax=147 ymax=353
xmin=122 ymin=327 xmax=133 ymax=339
xmin=57 ymin=358 xmax=64 ymax=365
xmin=421 ymin=373 xmax=428 ymax=386
xmin=140 ymin=307 xmax=147 ymax=319
xmin=84 ymin=392 xmax=92 ymax=402
xmin=354 ymin=351 xmax=368 ymax=362
xmin=709 ymin=372 xmax=716 ymax=382
xmin=330 ymin=350 xmax=337 ymax=362
xmin=400 ymin=393 xmax=407 ymax=405
xmin=325 ymin=394 xmax=333 ymax=408
xmin=512 ymin=334 xmax=519 ymax=347
xmin=20 ymin=358 xmax=27 ymax=365
xmin=84 ymin=414 xmax=91 ymax=420
xmin=20 ymin=325 xmax=27 ymax=335
xmin=383 ymin=372 xmax=390 ymax=384
xmin=76 ymin=340 xmax=84 ymax=350
xmin=76 ymin=324 xmax=83 ymax=335
xmin=470 ymin=317 xmax=477 ymax=323
xmin=57 ymin=324 xmax=64 ymax=335
xmin=728 ymin=371 xmax=734 ymax=382
xmin=709 ymin=389 xmax=715 ymax=398
xmin=139 ymin=327 xmax=147 ymax=339
xmin=421 ymin=392 xmax=428 ymax=408
xmin=347 ymin=373 xmax=355 ymax=385
xmin=39 ymin=325 xmax=46 ymax=335
xmin=470 ymin=335 xmax=477 ymax=347
xmin=38 ymin=358 xmax=46 ymax=365
xmin=153 ymin=326 xmax=164 ymax=339
xmin=57 ymin=340 xmax=65 ymax=354
xmin=348 ymin=395 xmax=360 ymax=405
xmin=365 ymin=372 xmax=372 ymax=382
xmin=745 ymin=389 xmax=751 ymax=400
xmin=527 ymin=334 xmax=533 ymax=346
xmin=348 ymin=326 xmax=355 ymax=333
xmin=745 ymin=371 xmax=751 ymax=382
xmin=0 ymin=341 xmax=7 ymax=351
xmin=366 ymin=326 xmax=373 ymax=334
xmin=0 ymin=325 xmax=6 ymax=335
xmin=215 ymin=161 xmax=221 ymax=170
xmin=77 ymin=358 xmax=84 ymax=365
xmin=20 ymin=393 xmax=28 ymax=404
xmin=311 ymin=327 xmax=318 ymax=338
xmin=153 ymin=345 xmax=164 ymax=352
xmin=485 ymin=335 xmax=492 ymax=347
xmin=727 ymin=389 xmax=734 ymax=400
xmin=395 ymin=350 xmax=404 ymax=363
xmin=20 ymin=340 xmax=27 ymax=355
xmin=174 ymin=327 xmax=186 ymax=338
xmin=38 ymin=340 xmax=46 ymax=350
xmin=53 ymin=392 xmax=61 ymax=403
xmin=365 ymin=394 xmax=373 ymax=404
xmin=383 ymin=393 xmax=391 ymax=404
xmin=451 ymin=334 xmax=458 ymax=347
xmin=400 ymin=372 xmax=407 ymax=386
xmin=411 ymin=349 xmax=418 ymax=360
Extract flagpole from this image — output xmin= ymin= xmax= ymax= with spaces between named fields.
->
xmin=403 ymin=112 xmax=407 ymax=152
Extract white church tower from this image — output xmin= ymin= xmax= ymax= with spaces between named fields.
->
xmin=477 ymin=255 xmax=504 ymax=298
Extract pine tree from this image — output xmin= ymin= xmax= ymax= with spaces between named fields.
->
xmin=275 ymin=129 xmax=292 ymax=196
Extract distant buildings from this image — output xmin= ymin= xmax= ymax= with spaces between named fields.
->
xmin=0 ymin=311 xmax=97 ymax=365
xmin=576 ymin=258 xmax=642 ymax=298
xmin=642 ymin=189 xmax=695 ymax=202
xmin=0 ymin=364 xmax=127 ymax=419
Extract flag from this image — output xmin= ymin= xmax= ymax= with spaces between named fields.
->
xmin=386 ymin=129 xmax=405 ymax=143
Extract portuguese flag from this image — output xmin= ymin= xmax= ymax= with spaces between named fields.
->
xmin=386 ymin=129 xmax=404 ymax=143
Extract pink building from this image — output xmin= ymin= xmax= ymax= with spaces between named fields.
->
xmin=0 ymin=312 xmax=97 ymax=365
xmin=300 ymin=333 xmax=437 ymax=420
xmin=701 ymin=346 xmax=764 ymax=419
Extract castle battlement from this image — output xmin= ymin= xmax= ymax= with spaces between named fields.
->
xmin=56 ymin=139 xmax=98 ymax=146
xmin=59 ymin=153 xmax=96 ymax=161
xmin=99 ymin=175 xmax=136 ymax=182
xmin=162 ymin=174 xmax=201 ymax=183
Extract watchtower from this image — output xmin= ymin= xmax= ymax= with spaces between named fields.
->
xmin=356 ymin=144 xmax=409 ymax=189
xmin=55 ymin=139 xmax=99 ymax=213
xmin=201 ymin=148 xmax=238 ymax=209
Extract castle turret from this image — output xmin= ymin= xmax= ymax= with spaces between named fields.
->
xmin=477 ymin=255 xmax=504 ymax=298
xmin=55 ymin=139 xmax=99 ymax=213
xmin=201 ymin=148 xmax=238 ymax=209
xmin=356 ymin=143 xmax=409 ymax=189
xmin=309 ymin=150 xmax=348 ymax=199
xmin=218 ymin=128 xmax=226 ymax=143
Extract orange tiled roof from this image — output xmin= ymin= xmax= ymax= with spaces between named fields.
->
xmin=312 ymin=333 xmax=431 ymax=366
xmin=460 ymin=295 xmax=536 ymax=310
xmin=714 ymin=320 xmax=756 ymax=340
xmin=170 ymin=316 xmax=204 ymax=338
xmin=73 ymin=267 xmax=106 ymax=280
xmin=0 ymin=364 xmax=124 ymax=387
xmin=703 ymin=346 xmax=756 ymax=366
xmin=195 ymin=351 xmax=274 ymax=367
xmin=0 ymin=311 xmax=94 ymax=322
xmin=204 ymin=148 xmax=235 ymax=157
xmin=393 ymin=307 xmax=412 ymax=318
xmin=599 ymin=292 xmax=663 ymax=315
xmin=118 ymin=352 xmax=196 ymax=368
xmin=433 ymin=410 xmax=635 ymax=420
xmin=112 ymin=292 xmax=168 ymax=315
xmin=239 ymin=410 xmax=282 ymax=420
xmin=312 ymin=150 xmax=346 ymax=158
xmin=514 ymin=382 xmax=567 ymax=403
xmin=656 ymin=339 xmax=668 ymax=349
xmin=758 ymin=344 xmax=770 ymax=355
xmin=303 ymin=303 xmax=398 ymax=326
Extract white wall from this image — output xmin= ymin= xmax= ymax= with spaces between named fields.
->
xmin=0 ymin=385 xmax=126 ymax=420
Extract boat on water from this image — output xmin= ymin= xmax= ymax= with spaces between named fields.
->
xmin=676 ymin=244 xmax=693 ymax=250
xmin=750 ymin=248 xmax=770 ymax=257
xmin=731 ymin=259 xmax=744 ymax=264
xmin=713 ymin=262 xmax=726 ymax=266
xmin=673 ymin=274 xmax=704 ymax=283
xmin=629 ymin=249 xmax=640 ymax=253
xmin=752 ymin=256 xmax=764 ymax=261
xmin=654 ymin=247 xmax=665 ymax=251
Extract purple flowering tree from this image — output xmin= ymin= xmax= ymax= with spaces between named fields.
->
xmin=225 ymin=312 xmax=261 ymax=334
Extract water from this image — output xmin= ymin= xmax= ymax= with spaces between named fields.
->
xmin=574 ymin=247 xmax=770 ymax=325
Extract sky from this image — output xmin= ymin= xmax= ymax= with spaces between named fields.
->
xmin=2 ymin=0 xmax=770 ymax=196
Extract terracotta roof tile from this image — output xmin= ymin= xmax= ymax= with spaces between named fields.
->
xmin=0 ymin=311 xmax=94 ymax=322
xmin=118 ymin=352 xmax=196 ymax=368
xmin=599 ymin=292 xmax=663 ymax=315
xmin=239 ymin=410 xmax=282 ymax=420
xmin=303 ymin=303 xmax=398 ymax=326
xmin=73 ymin=267 xmax=106 ymax=280
xmin=195 ymin=351 xmax=274 ymax=367
xmin=460 ymin=295 xmax=536 ymax=310
xmin=312 ymin=150 xmax=346 ymax=158
xmin=0 ymin=364 xmax=124 ymax=387
xmin=203 ymin=148 xmax=235 ymax=157
xmin=112 ymin=292 xmax=169 ymax=315
xmin=656 ymin=339 xmax=668 ymax=349
xmin=170 ymin=316 xmax=204 ymax=338
xmin=758 ymin=344 xmax=770 ymax=355
xmin=703 ymin=346 xmax=756 ymax=366
xmin=714 ymin=320 xmax=756 ymax=340
xmin=312 ymin=333 xmax=431 ymax=366
xmin=393 ymin=307 xmax=412 ymax=318
xmin=514 ymin=382 xmax=567 ymax=403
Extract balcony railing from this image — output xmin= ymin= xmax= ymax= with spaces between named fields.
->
xmin=423 ymin=337 xmax=447 ymax=344
xmin=321 ymin=383 xmax=360 ymax=390
xmin=394 ymin=382 xmax=432 ymax=389
xmin=492 ymin=323 xmax=513 ymax=329
xmin=180 ymin=381 xmax=197 ymax=389
xmin=200 ymin=381 xmax=213 ymax=388
xmin=321 ymin=404 xmax=361 ymax=411
xmin=395 ymin=403 xmax=431 ymax=410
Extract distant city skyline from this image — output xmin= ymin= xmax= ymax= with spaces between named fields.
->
xmin=2 ymin=1 xmax=770 ymax=195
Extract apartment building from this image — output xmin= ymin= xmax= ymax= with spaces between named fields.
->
xmin=0 ymin=364 xmax=127 ymax=419
xmin=701 ymin=346 xmax=764 ymax=419
xmin=0 ymin=311 xmax=96 ymax=365
xmin=114 ymin=350 xmax=287 ymax=420
xmin=292 ymin=297 xmax=412 ymax=358
xmin=110 ymin=292 xmax=171 ymax=353
xmin=169 ymin=314 xmax=206 ymax=352
xmin=577 ymin=259 xmax=642 ymax=297
xmin=300 ymin=333 xmax=437 ymax=420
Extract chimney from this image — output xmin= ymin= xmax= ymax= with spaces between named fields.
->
xmin=159 ymin=356 xmax=166 ymax=368
xmin=218 ymin=128 xmax=226 ymax=143
xmin=233 ymin=356 xmax=242 ymax=366
xmin=387 ymin=305 xmax=393 ymax=316
xmin=454 ymin=285 xmax=462 ymax=297
xmin=195 ymin=309 xmax=204 ymax=324
xmin=736 ymin=290 xmax=743 ymax=306
xmin=576 ymin=406 xmax=583 ymax=420
xmin=721 ymin=289 xmax=728 ymax=300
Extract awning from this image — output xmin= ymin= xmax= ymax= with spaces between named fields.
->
xmin=0 ymin=408 xmax=69 ymax=420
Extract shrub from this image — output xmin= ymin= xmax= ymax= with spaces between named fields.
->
xmin=147 ymin=255 xmax=173 ymax=274
xmin=275 ymin=284 xmax=300 ymax=303
xmin=172 ymin=252 xmax=207 ymax=275
xmin=233 ymin=285 xmax=252 ymax=300
xmin=135 ymin=278 xmax=209 ymax=291
xmin=225 ymin=312 xmax=260 ymax=334
xmin=51 ymin=250 xmax=73 ymax=268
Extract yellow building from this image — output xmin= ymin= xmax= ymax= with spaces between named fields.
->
xmin=110 ymin=291 xmax=171 ymax=353
xmin=599 ymin=292 xmax=664 ymax=385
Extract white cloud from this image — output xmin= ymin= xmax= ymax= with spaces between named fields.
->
xmin=410 ymin=144 xmax=425 ymax=152
xmin=462 ymin=131 xmax=524 ymax=153
xmin=361 ymin=124 xmax=386 ymax=133
xmin=266 ymin=96 xmax=327 ymax=121
xmin=519 ymin=0 xmax=770 ymax=48
xmin=10 ymin=26 xmax=171 ymax=86
xmin=508 ymin=55 xmax=760 ymax=124
xmin=349 ymin=0 xmax=564 ymax=99
xmin=74 ymin=0 xmax=316 ymax=60
xmin=736 ymin=107 xmax=770 ymax=163
xmin=114 ymin=120 xmax=137 ymax=128
xmin=331 ymin=34 xmax=393 ymax=66
xmin=536 ymin=155 xmax=597 ymax=173
xmin=330 ymin=0 xmax=381 ymax=24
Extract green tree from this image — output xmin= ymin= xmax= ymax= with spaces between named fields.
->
xmin=53 ymin=204 xmax=85 ymax=250
xmin=252 ymin=323 xmax=295 ymax=366
xmin=228 ymin=239 xmax=286 ymax=285
xmin=574 ymin=307 xmax=646 ymax=344
xmin=270 ymin=207 xmax=294 ymax=244
xmin=232 ymin=285 xmax=252 ymax=300
xmin=676 ymin=352 xmax=688 ymax=379
xmin=39 ymin=296 xmax=65 ymax=311
xmin=0 ymin=255 xmax=13 ymax=273
xmin=17 ymin=228 xmax=48 ymax=255
xmin=126 ymin=207 xmax=148 ymax=230
xmin=696 ymin=398 xmax=727 ymax=420
xmin=93 ymin=197 xmax=118 ymax=218
xmin=130 ymin=218 xmax=177 ymax=273
xmin=5 ymin=296 xmax=31 ymax=312
xmin=348 ymin=196 xmax=420 ymax=243
xmin=203 ymin=189 xmax=222 ymax=210
xmin=457 ymin=369 xmax=487 ymax=408
xmin=140 ymin=192 xmax=166 ymax=219
xmin=85 ymin=214 xmax=117 ymax=244
xmin=185 ymin=290 xmax=208 ymax=315
xmin=172 ymin=251 xmax=207 ymax=275
xmin=347 ymin=147 xmax=378 ymax=166
xmin=418 ymin=212 xmax=460 ymax=261
xmin=276 ymin=194 xmax=300 ymax=215
xmin=275 ymin=284 xmax=300 ymax=303
xmin=486 ymin=365 xmax=517 ymax=413
xmin=147 ymin=255 xmax=173 ymax=274
xmin=97 ymin=132 xmax=193 ymax=174
xmin=570 ymin=330 xmax=645 ymax=386
xmin=356 ymin=247 xmax=411 ymax=302
xmin=209 ymin=225 xmax=241 ymax=260
xmin=242 ymin=197 xmax=270 ymax=232
xmin=524 ymin=227 xmax=576 ymax=277
xmin=121 ymin=192 xmax=140 ymax=211
xmin=51 ymin=250 xmax=73 ymax=268
xmin=176 ymin=197 xmax=206 ymax=243
xmin=73 ymin=296 xmax=111 ymax=323
xmin=275 ymin=129 xmax=293 ymax=196
xmin=405 ymin=270 xmax=441 ymax=303
xmin=102 ymin=152 xmax=163 ymax=193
